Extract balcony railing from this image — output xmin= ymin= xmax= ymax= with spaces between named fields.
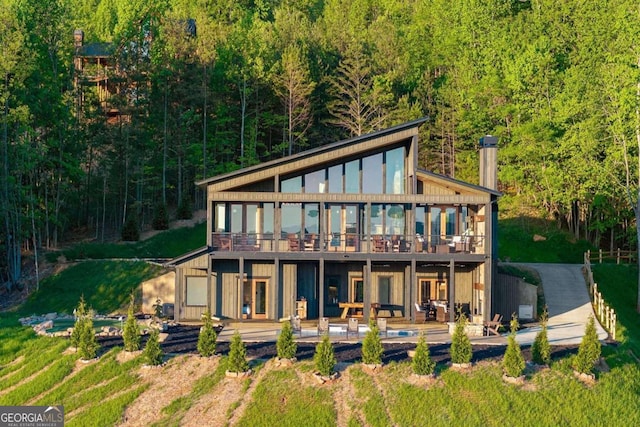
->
xmin=211 ymin=232 xmax=485 ymax=255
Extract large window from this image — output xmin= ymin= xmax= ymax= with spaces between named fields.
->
xmin=378 ymin=276 xmax=392 ymax=304
xmin=345 ymin=160 xmax=360 ymax=193
xmin=186 ymin=277 xmax=207 ymax=306
xmin=328 ymin=164 xmax=342 ymax=192
xmin=281 ymin=203 xmax=302 ymax=235
xmin=386 ymin=147 xmax=404 ymax=194
xmin=362 ymin=153 xmax=383 ymax=193
xmin=305 ymin=170 xmax=325 ymax=193
xmin=281 ymin=176 xmax=302 ymax=192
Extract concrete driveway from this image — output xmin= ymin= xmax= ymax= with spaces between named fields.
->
xmin=513 ymin=263 xmax=608 ymax=345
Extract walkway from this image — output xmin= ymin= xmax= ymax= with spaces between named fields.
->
xmin=513 ymin=263 xmax=608 ymax=345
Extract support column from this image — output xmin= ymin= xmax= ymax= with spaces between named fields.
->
xmin=364 ymin=260 xmax=372 ymax=323
xmin=238 ymin=257 xmax=245 ymax=319
xmin=319 ymin=259 xmax=325 ymax=319
xmin=274 ymin=257 xmax=280 ymax=319
xmin=449 ymin=258 xmax=455 ymax=323
xmin=207 ymin=255 xmax=212 ymax=314
xmin=410 ymin=259 xmax=416 ymax=321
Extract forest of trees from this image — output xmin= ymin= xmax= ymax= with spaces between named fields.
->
xmin=2 ymin=0 xmax=640 ymax=295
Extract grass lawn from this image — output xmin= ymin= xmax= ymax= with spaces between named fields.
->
xmin=18 ymin=260 xmax=164 ymax=316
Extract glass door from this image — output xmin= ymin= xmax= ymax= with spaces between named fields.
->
xmin=242 ymin=279 xmax=268 ymax=319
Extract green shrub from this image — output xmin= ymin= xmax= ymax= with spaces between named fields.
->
xmin=142 ymin=329 xmax=164 ymax=366
xmin=532 ymin=306 xmax=551 ymax=365
xmin=152 ymin=203 xmax=169 ymax=230
xmin=227 ymin=330 xmax=249 ymax=373
xmin=450 ymin=312 xmax=472 ymax=364
xmin=412 ymin=332 xmax=436 ymax=375
xmin=361 ymin=321 xmax=384 ymax=365
xmin=503 ymin=315 xmax=525 ymax=377
xmin=197 ymin=310 xmax=217 ymax=357
xmin=572 ymin=315 xmax=601 ymax=374
xmin=121 ymin=213 xmax=140 ymax=242
xmin=71 ymin=296 xmax=99 ymax=360
xmin=314 ymin=334 xmax=336 ymax=376
xmin=70 ymin=296 xmax=88 ymax=348
xmin=122 ymin=292 xmax=140 ymax=352
xmin=276 ymin=320 xmax=297 ymax=360
xmin=78 ymin=316 xmax=99 ymax=360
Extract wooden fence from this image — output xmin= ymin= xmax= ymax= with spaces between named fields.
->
xmin=587 ymin=248 xmax=636 ymax=265
xmin=584 ymin=252 xmax=617 ymax=340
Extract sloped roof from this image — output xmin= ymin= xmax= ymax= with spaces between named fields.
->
xmin=164 ymin=246 xmax=211 ymax=268
xmin=196 ymin=117 xmax=429 ymax=189
xmin=416 ymin=168 xmax=501 ymax=197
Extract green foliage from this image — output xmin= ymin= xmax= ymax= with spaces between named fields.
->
xmin=532 ymin=306 xmax=552 ymax=365
xmin=142 ymin=329 xmax=164 ymax=366
xmin=197 ymin=309 xmax=217 ymax=358
xmin=314 ymin=334 xmax=336 ymax=377
xmin=78 ymin=316 xmax=100 ymax=360
xmin=572 ymin=316 xmax=601 ymax=374
xmin=71 ymin=296 xmax=99 ymax=360
xmin=70 ymin=296 xmax=88 ymax=348
xmin=122 ymin=292 xmax=140 ymax=352
xmin=152 ymin=203 xmax=169 ymax=230
xmin=121 ymin=213 xmax=140 ymax=242
xmin=412 ymin=332 xmax=436 ymax=376
xmin=276 ymin=320 xmax=297 ymax=360
xmin=176 ymin=195 xmax=193 ymax=220
xmin=227 ymin=330 xmax=249 ymax=373
xmin=45 ymin=222 xmax=207 ymax=262
xmin=498 ymin=217 xmax=594 ymax=263
xmin=361 ymin=321 xmax=384 ymax=365
xmin=503 ymin=315 xmax=525 ymax=378
xmin=450 ymin=312 xmax=472 ymax=364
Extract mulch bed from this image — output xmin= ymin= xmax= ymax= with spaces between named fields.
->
xmin=97 ymin=324 xmax=579 ymax=364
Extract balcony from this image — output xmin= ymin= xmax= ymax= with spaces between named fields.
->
xmin=211 ymin=232 xmax=485 ymax=255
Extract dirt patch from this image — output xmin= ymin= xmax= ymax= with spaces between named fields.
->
xmin=139 ymin=210 xmax=206 ymax=241
xmin=119 ymin=355 xmax=219 ymax=427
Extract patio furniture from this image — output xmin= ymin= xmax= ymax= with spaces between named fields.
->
xmin=303 ymin=233 xmax=316 ymax=251
xmin=414 ymin=303 xmax=428 ymax=323
xmin=484 ymin=314 xmax=503 ymax=336
xmin=346 ymin=317 xmax=359 ymax=339
xmin=288 ymin=234 xmax=300 ymax=251
xmin=372 ymin=235 xmax=387 ymax=252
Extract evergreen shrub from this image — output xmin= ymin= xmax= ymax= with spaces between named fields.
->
xmin=572 ymin=315 xmax=601 ymax=374
xmin=142 ymin=328 xmax=164 ymax=366
xmin=450 ymin=311 xmax=472 ymax=364
xmin=412 ymin=332 xmax=436 ymax=375
xmin=227 ymin=330 xmax=249 ymax=373
xmin=361 ymin=320 xmax=384 ymax=365
xmin=314 ymin=334 xmax=336 ymax=376
xmin=503 ymin=315 xmax=525 ymax=377
xmin=276 ymin=320 xmax=297 ymax=360
xmin=197 ymin=309 xmax=217 ymax=357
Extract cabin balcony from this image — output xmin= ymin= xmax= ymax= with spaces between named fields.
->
xmin=210 ymin=232 xmax=485 ymax=255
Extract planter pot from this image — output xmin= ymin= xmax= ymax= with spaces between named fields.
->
xmin=502 ymin=374 xmax=525 ymax=385
xmin=362 ymin=363 xmax=383 ymax=373
xmin=573 ymin=370 xmax=595 ymax=384
xmin=226 ymin=369 xmax=252 ymax=378
xmin=312 ymin=371 xmax=339 ymax=384
xmin=450 ymin=362 xmax=472 ymax=370
xmin=412 ymin=372 xmax=436 ymax=380
xmin=275 ymin=357 xmax=296 ymax=367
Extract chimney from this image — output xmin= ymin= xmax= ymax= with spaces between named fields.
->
xmin=74 ymin=29 xmax=84 ymax=49
xmin=479 ymin=135 xmax=498 ymax=190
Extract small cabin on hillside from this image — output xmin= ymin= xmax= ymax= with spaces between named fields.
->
xmin=166 ymin=118 xmax=500 ymax=323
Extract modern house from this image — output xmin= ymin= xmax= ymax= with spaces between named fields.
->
xmin=167 ymin=118 xmax=500 ymax=324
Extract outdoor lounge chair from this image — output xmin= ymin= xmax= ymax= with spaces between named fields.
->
xmin=414 ymin=303 xmax=427 ymax=323
xmin=484 ymin=314 xmax=503 ymax=336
